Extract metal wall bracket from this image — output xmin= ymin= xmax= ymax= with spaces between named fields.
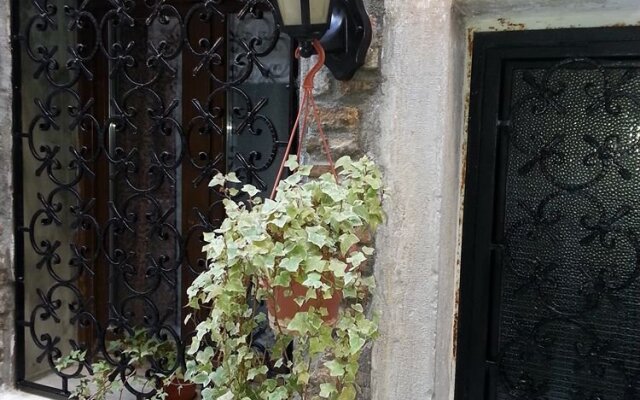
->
xmin=319 ymin=0 xmax=372 ymax=81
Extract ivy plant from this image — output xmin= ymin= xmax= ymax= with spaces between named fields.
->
xmin=185 ymin=155 xmax=384 ymax=400
xmin=55 ymin=328 xmax=186 ymax=400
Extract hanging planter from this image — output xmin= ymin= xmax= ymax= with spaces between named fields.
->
xmin=184 ymin=40 xmax=385 ymax=400
xmin=265 ymin=272 xmax=343 ymax=331
xmin=164 ymin=378 xmax=197 ymax=400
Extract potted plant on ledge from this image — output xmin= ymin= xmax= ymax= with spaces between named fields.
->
xmin=184 ymin=153 xmax=384 ymax=400
xmin=56 ymin=328 xmax=196 ymax=400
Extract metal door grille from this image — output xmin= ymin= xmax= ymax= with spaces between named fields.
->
xmin=457 ymin=28 xmax=640 ymax=400
xmin=11 ymin=0 xmax=296 ymax=398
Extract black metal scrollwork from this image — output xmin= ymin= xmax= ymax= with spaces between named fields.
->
xmin=498 ymin=58 xmax=640 ymax=399
xmin=16 ymin=0 xmax=294 ymax=397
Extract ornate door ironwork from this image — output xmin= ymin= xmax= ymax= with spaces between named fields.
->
xmin=457 ymin=28 xmax=640 ymax=400
xmin=11 ymin=0 xmax=297 ymax=398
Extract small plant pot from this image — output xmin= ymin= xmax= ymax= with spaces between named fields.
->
xmin=164 ymin=378 xmax=197 ymax=400
xmin=266 ymin=277 xmax=342 ymax=333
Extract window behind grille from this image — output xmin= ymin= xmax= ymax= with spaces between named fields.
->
xmin=12 ymin=0 xmax=297 ymax=397
xmin=457 ymin=27 xmax=640 ymax=400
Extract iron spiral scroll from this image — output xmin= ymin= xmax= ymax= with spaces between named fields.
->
xmin=497 ymin=58 xmax=640 ymax=399
xmin=15 ymin=0 xmax=296 ymax=397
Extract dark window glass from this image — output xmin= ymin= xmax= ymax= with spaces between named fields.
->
xmin=13 ymin=0 xmax=296 ymax=397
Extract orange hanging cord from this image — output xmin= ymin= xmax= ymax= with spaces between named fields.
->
xmin=270 ymin=39 xmax=338 ymax=200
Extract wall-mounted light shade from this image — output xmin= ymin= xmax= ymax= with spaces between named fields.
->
xmin=275 ymin=0 xmax=332 ymax=39
xmin=309 ymin=0 xmax=332 ymax=24
xmin=274 ymin=0 xmax=373 ymax=81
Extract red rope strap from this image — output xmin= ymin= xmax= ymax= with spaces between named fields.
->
xmin=270 ymin=40 xmax=338 ymax=200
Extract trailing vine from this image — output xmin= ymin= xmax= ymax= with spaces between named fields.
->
xmin=185 ymin=155 xmax=384 ymax=400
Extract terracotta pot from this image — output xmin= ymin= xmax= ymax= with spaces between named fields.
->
xmin=266 ymin=276 xmax=342 ymax=333
xmin=164 ymin=379 xmax=197 ymax=400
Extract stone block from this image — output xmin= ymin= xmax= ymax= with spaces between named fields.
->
xmin=363 ymin=46 xmax=380 ymax=70
xmin=315 ymin=106 xmax=360 ymax=131
xmin=337 ymin=78 xmax=377 ymax=96
xmin=312 ymin=67 xmax=333 ymax=97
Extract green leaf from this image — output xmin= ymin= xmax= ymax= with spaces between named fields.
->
xmin=337 ymin=384 xmax=357 ymax=400
xmin=364 ymin=174 xmax=382 ymax=190
xmin=335 ymin=156 xmax=352 ymax=170
xmin=306 ymin=226 xmax=329 ymax=248
xmin=297 ymin=371 xmax=310 ymax=385
xmin=209 ymin=173 xmax=226 ymax=188
xmin=218 ymin=390 xmax=234 ymax=400
xmin=347 ymin=251 xmax=367 ymax=269
xmin=349 ymin=332 xmax=366 ymax=354
xmin=226 ymin=172 xmax=241 ymax=183
xmin=272 ymin=271 xmax=291 ymax=287
xmin=298 ymin=165 xmax=313 ymax=176
xmin=307 ymin=256 xmax=328 ymax=272
xmin=196 ymin=346 xmax=215 ymax=364
xmin=268 ymin=386 xmax=289 ymax=400
xmin=302 ymin=272 xmax=323 ymax=289
xmin=270 ymin=214 xmax=290 ymax=228
xmin=339 ymin=233 xmax=360 ymax=256
xmin=286 ymin=312 xmax=310 ymax=335
xmin=280 ymin=256 xmax=302 ymax=272
xmin=351 ymin=304 xmax=364 ymax=313
xmin=329 ymin=259 xmax=348 ymax=278
xmin=285 ymin=173 xmax=302 ymax=186
xmin=247 ymin=365 xmax=268 ymax=380
xmin=361 ymin=246 xmax=375 ymax=256
xmin=324 ymin=359 xmax=346 ymax=377
xmin=319 ymin=383 xmax=337 ymax=398
xmin=241 ymin=184 xmax=260 ymax=197
xmin=294 ymin=296 xmax=306 ymax=306
xmin=284 ymin=156 xmax=299 ymax=171
xmin=262 ymin=199 xmax=279 ymax=214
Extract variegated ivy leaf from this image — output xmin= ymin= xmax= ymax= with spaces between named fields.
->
xmin=324 ymin=359 xmax=346 ymax=377
xmin=302 ymin=272 xmax=323 ymax=289
xmin=241 ymin=184 xmax=260 ymax=197
xmin=280 ymin=256 xmax=302 ymax=272
xmin=209 ymin=173 xmax=226 ymax=188
xmin=284 ymin=155 xmax=299 ymax=171
xmin=306 ymin=226 xmax=330 ymax=248
xmin=226 ymin=171 xmax=241 ymax=183
xmin=319 ymin=383 xmax=338 ymax=398
xmin=339 ymin=233 xmax=360 ymax=255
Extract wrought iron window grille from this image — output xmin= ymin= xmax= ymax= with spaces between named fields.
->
xmin=11 ymin=0 xmax=298 ymax=398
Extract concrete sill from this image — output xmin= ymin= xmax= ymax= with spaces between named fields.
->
xmin=0 ymin=388 xmax=52 ymax=400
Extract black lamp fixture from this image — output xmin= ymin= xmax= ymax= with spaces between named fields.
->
xmin=273 ymin=0 xmax=372 ymax=81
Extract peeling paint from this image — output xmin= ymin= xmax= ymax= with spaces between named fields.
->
xmin=496 ymin=17 xmax=527 ymax=30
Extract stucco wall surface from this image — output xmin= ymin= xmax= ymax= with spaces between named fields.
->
xmin=457 ymin=0 xmax=640 ymax=16
xmin=367 ymin=1 xmax=463 ymax=399
xmin=0 ymin=0 xmax=15 ymax=390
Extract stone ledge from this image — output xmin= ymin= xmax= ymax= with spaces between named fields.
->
xmin=0 ymin=388 xmax=51 ymax=400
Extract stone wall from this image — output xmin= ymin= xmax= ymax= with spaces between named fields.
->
xmin=0 ymin=0 xmax=15 ymax=389
xmin=302 ymin=0 xmax=385 ymax=166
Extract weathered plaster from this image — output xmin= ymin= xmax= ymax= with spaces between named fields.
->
xmin=457 ymin=0 xmax=640 ymax=17
xmin=448 ymin=2 xmax=640 ymax=400
xmin=369 ymin=1 xmax=464 ymax=399
xmin=369 ymin=1 xmax=640 ymax=400
xmin=0 ymin=0 xmax=15 ymax=391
